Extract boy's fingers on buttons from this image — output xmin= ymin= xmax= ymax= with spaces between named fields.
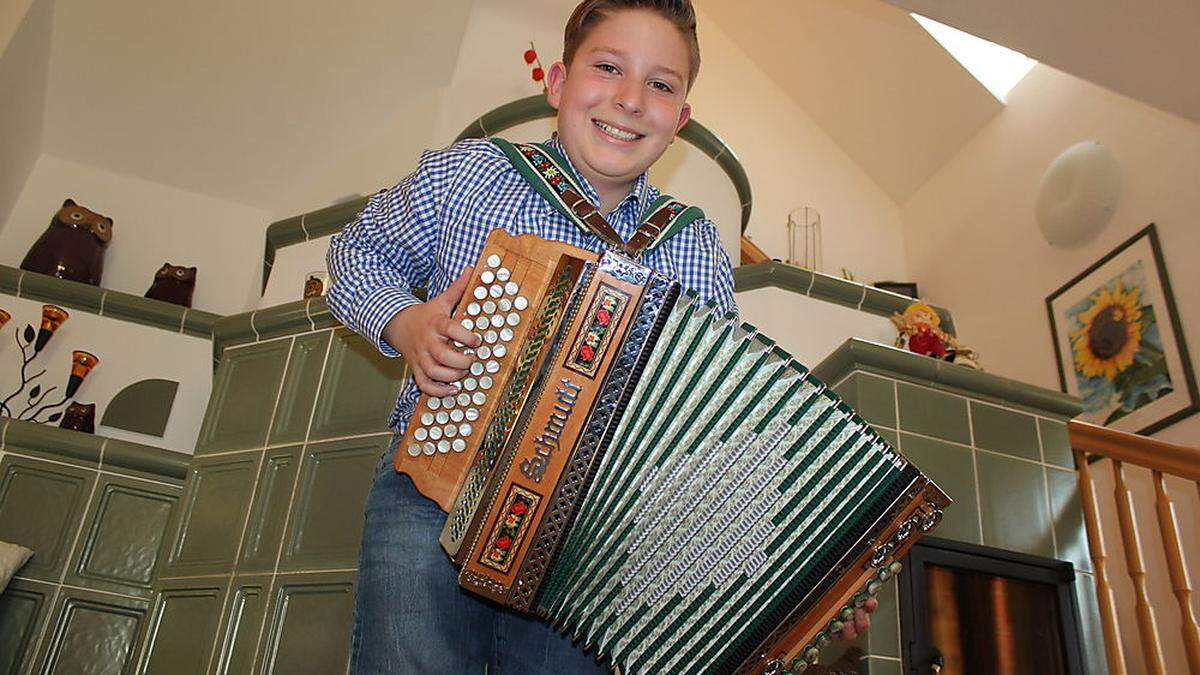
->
xmin=441 ymin=316 xmax=481 ymax=347
xmin=839 ymin=622 xmax=858 ymax=641
xmin=853 ymin=607 xmax=871 ymax=633
xmin=413 ymin=369 xmax=456 ymax=397
xmin=425 ymin=363 xmax=468 ymax=384
xmin=432 ymin=343 xmax=473 ymax=371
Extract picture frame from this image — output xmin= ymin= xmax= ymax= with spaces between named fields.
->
xmin=1046 ymin=223 xmax=1198 ymax=435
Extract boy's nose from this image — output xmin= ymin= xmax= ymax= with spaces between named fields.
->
xmin=613 ymin=82 xmax=644 ymax=116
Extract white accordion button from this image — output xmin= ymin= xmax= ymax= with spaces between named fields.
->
xmin=499 ymin=298 xmax=512 ymax=312
xmin=473 ymin=286 xmax=488 ymax=300
xmin=452 ymin=438 xmax=467 ymax=453
xmin=485 ymin=360 xmax=500 ymax=374
xmin=504 ymin=281 xmax=519 ymax=296
xmin=450 ymin=408 xmax=465 ymax=422
xmin=477 ymin=345 xmax=492 ymax=359
xmin=474 ymin=316 xmax=489 ymax=330
xmin=484 ymin=330 xmax=498 ymax=344
xmin=422 ymin=442 xmax=436 ymax=456
xmin=493 ymin=344 xmax=507 ymax=358
xmin=464 ymin=377 xmax=477 ymax=391
xmin=499 ymin=328 xmax=514 ymax=342
xmin=487 ymin=254 xmax=501 ymax=268
xmin=496 ymin=267 xmax=511 ymax=282
xmin=456 ymin=393 xmax=470 ymax=407
xmin=470 ymin=362 xmax=484 ymax=376
xmin=467 ymin=302 xmax=481 ymax=316
xmin=482 ymin=300 xmax=496 ymax=314
xmin=490 ymin=314 xmax=505 ymax=329
xmin=465 ymin=408 xmax=480 ymax=421
xmin=479 ymin=375 xmax=494 ymax=390
xmin=514 ymin=296 xmax=528 ymax=311
xmin=414 ymin=427 xmax=428 ymax=441
xmin=480 ymin=270 xmax=495 ymax=284
xmin=438 ymin=440 xmax=451 ymax=454
xmin=459 ymin=423 xmax=473 ymax=437
xmin=506 ymin=313 xmax=520 ymax=327
xmin=407 ymin=444 xmax=421 ymax=457
xmin=444 ymin=424 xmax=457 ymax=437
xmin=440 ymin=396 xmax=455 ymax=409
xmin=429 ymin=426 xmax=443 ymax=440
xmin=420 ymin=412 xmax=434 ymax=425
xmin=471 ymin=392 xmax=487 ymax=406
xmin=461 ymin=318 xmax=474 ymax=331
xmin=427 ymin=397 xmax=440 ymax=410
xmin=489 ymin=284 xmax=504 ymax=299
xmin=435 ymin=411 xmax=449 ymax=424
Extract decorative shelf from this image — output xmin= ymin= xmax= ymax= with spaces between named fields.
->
xmin=0 ymin=265 xmax=219 ymax=338
xmin=1 ymin=417 xmax=189 ymax=480
xmin=733 ymin=261 xmax=957 ymax=336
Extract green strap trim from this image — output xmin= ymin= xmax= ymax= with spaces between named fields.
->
xmin=639 ymin=194 xmax=707 ymax=250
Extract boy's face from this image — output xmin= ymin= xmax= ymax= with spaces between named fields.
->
xmin=547 ymin=9 xmax=693 ymax=200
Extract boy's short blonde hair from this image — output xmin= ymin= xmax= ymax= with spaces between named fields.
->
xmin=563 ymin=0 xmax=701 ymax=91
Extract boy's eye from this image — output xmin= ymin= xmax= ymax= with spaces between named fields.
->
xmin=650 ymin=81 xmax=674 ymax=93
xmin=595 ymin=63 xmax=619 ymax=74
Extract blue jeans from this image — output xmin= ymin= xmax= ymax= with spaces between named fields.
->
xmin=350 ymin=435 xmax=608 ymax=674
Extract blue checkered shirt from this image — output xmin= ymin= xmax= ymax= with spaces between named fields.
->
xmin=326 ymin=137 xmax=737 ymax=431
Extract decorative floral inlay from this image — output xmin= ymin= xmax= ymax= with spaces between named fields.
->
xmin=566 ymin=284 xmax=628 ymax=378
xmin=479 ymin=485 xmax=540 ymax=573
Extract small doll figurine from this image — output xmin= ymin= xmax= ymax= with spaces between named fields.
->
xmin=891 ymin=302 xmax=983 ymax=369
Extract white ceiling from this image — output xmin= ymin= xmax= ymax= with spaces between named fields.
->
xmin=702 ymin=0 xmax=1002 ymax=205
xmin=886 ymin=0 xmax=1200 ymax=126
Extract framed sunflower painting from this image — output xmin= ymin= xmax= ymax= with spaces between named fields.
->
xmin=1047 ymin=224 xmax=1198 ymax=434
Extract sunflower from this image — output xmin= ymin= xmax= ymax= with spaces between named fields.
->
xmin=1070 ymin=284 xmax=1143 ymax=380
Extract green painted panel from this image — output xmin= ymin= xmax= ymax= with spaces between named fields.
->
xmin=861 ymin=656 xmax=902 ymax=675
xmin=195 ymin=339 xmax=291 ymax=454
xmin=212 ymin=575 xmax=271 ymax=675
xmin=259 ymin=572 xmax=356 ymax=674
xmin=240 ymin=446 xmax=302 ymax=574
xmin=67 ymin=476 xmax=180 ymax=597
xmin=1046 ymin=467 xmax=1092 ymax=573
xmin=308 ymin=328 xmax=406 ymax=440
xmin=976 ymin=453 xmax=1055 ymax=558
xmin=896 ymin=383 xmax=971 ymax=444
xmin=873 ymin=426 xmax=899 ymax=448
xmin=162 ymin=454 xmax=259 ymax=577
xmin=280 ymin=436 xmax=385 ymax=571
xmin=970 ymin=402 xmax=1040 ymax=461
xmin=854 ymin=572 xmax=900 ymax=659
xmin=139 ymin=581 xmax=227 ymax=675
xmin=100 ymin=379 xmax=179 ymax=438
xmin=269 ymin=332 xmax=331 ymax=446
xmin=855 ymin=373 xmax=897 ymax=429
xmin=1038 ymin=418 xmax=1074 ymax=469
xmin=0 ymin=578 xmax=54 ymax=675
xmin=899 ymin=434 xmax=980 ymax=544
xmin=36 ymin=588 xmax=148 ymax=675
xmin=0 ymin=456 xmax=94 ymax=582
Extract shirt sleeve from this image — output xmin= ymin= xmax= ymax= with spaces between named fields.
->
xmin=325 ymin=148 xmax=448 ymax=357
xmin=693 ymin=218 xmax=739 ymax=317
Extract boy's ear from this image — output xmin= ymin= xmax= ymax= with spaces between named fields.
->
xmin=674 ymin=102 xmax=692 ymax=135
xmin=545 ymin=61 xmax=568 ymax=109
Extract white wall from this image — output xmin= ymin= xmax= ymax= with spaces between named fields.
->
xmin=1 ymin=154 xmax=269 ymax=315
xmin=0 ymin=293 xmax=212 ymax=453
xmin=0 ymin=0 xmax=52 ymax=235
xmin=902 ymin=64 xmax=1200 ymax=447
xmin=736 ymin=287 xmax=898 ymax=365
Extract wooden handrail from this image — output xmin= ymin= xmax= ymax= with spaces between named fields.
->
xmin=1068 ymin=420 xmax=1200 ymax=481
xmin=740 ymin=235 xmax=771 ymax=266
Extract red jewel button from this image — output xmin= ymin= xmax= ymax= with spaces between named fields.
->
xmin=496 ymin=536 xmax=513 ymax=550
xmin=596 ymin=309 xmax=611 ymax=325
xmin=580 ymin=345 xmax=595 ymax=361
xmin=511 ymin=501 xmax=528 ymax=515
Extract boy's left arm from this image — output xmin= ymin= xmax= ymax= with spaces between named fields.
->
xmin=690 ymin=218 xmax=738 ymax=316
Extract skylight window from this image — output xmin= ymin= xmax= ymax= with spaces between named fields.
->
xmin=912 ymin=14 xmax=1037 ymax=102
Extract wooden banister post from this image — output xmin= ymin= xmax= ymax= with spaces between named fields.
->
xmin=1112 ymin=459 xmax=1167 ymax=675
xmin=1075 ymin=450 xmax=1128 ymax=675
xmin=1152 ymin=470 xmax=1200 ymax=674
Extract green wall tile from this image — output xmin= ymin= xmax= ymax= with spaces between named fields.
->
xmin=861 ymin=657 xmax=902 ymax=675
xmin=863 ymin=574 xmax=900 ymax=658
xmin=854 ymin=373 xmax=896 ymax=428
xmin=66 ymin=476 xmax=180 ymax=598
xmin=976 ymin=452 xmax=1055 ymax=558
xmin=18 ymin=271 xmax=105 ymax=314
xmin=970 ymin=402 xmax=1040 ymax=461
xmin=253 ymin=301 xmax=312 ymax=342
xmin=258 ymin=572 xmax=356 ymax=674
xmin=35 ymin=587 xmax=148 ymax=675
xmin=138 ymin=580 xmax=227 ymax=675
xmin=3 ymin=419 xmax=103 ymax=468
xmin=102 ymin=291 xmax=187 ymax=333
xmin=279 ymin=436 xmax=385 ymax=571
xmin=898 ymin=434 xmax=980 ymax=544
xmin=162 ymin=454 xmax=259 ymax=577
xmin=0 ymin=456 xmax=95 ymax=582
xmin=1039 ymin=418 xmax=1074 ymax=469
xmin=0 ymin=577 xmax=55 ymax=675
xmin=873 ymin=426 xmax=899 ymax=448
xmin=832 ymin=374 xmax=859 ymax=409
xmin=0 ymin=266 xmax=21 ymax=294
xmin=1073 ymin=574 xmax=1110 ymax=675
xmin=308 ymin=328 xmax=406 ymax=440
xmin=896 ymin=383 xmax=970 ymax=444
xmin=211 ymin=575 xmax=271 ymax=675
xmin=269 ymin=332 xmax=331 ymax=446
xmin=1046 ymin=468 xmax=1092 ymax=573
xmin=239 ymin=446 xmax=302 ymax=574
xmin=195 ymin=339 xmax=291 ymax=454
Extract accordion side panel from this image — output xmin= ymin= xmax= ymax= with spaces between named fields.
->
xmin=459 ymin=258 xmax=651 ymax=603
xmin=393 ymin=229 xmax=597 ymax=512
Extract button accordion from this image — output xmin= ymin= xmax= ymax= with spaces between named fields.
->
xmin=395 ymin=230 xmax=951 ymax=674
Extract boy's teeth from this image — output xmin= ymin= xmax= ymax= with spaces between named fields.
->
xmin=594 ymin=120 xmax=641 ymax=141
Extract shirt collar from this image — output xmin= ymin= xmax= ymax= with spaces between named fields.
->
xmin=544 ymin=137 xmax=650 ymax=228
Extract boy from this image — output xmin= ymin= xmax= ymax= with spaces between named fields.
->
xmin=327 ymin=1 xmax=871 ymax=671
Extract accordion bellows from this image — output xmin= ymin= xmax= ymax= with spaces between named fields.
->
xmin=395 ymin=230 xmax=950 ymax=675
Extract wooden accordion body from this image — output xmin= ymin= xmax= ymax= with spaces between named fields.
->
xmin=395 ymin=229 xmax=951 ymax=675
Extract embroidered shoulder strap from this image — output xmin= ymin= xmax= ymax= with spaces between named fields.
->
xmin=490 ymin=138 xmax=704 ymax=258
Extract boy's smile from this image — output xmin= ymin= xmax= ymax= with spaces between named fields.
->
xmin=547 ymin=9 xmax=693 ymax=214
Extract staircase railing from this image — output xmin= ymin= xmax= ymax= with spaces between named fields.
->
xmin=1070 ymin=420 xmax=1200 ymax=675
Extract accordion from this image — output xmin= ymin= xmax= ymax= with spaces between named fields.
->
xmin=395 ymin=230 xmax=950 ymax=674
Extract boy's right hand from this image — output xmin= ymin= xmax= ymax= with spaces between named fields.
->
xmin=382 ymin=267 xmax=482 ymax=397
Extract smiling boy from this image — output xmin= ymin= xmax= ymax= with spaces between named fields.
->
xmin=327 ymin=1 xmax=867 ymax=672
